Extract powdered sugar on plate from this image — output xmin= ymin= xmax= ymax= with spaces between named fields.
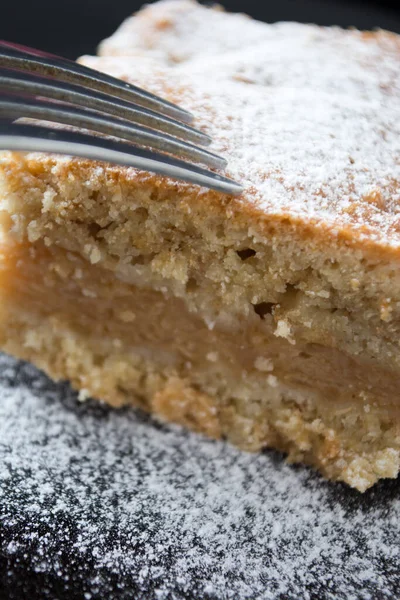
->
xmin=1 ymin=351 xmax=400 ymax=600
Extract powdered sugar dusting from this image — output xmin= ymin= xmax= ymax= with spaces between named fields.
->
xmin=88 ymin=0 xmax=400 ymax=248
xmin=98 ymin=0 xmax=270 ymax=63
xmin=1 ymin=352 xmax=400 ymax=599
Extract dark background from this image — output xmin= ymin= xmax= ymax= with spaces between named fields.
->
xmin=1 ymin=0 xmax=400 ymax=58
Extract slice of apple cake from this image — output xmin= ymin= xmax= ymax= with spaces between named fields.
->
xmin=1 ymin=0 xmax=400 ymax=491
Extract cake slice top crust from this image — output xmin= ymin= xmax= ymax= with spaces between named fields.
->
xmin=2 ymin=0 xmax=400 ymax=255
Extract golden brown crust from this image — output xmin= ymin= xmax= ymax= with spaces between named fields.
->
xmin=4 ymin=151 xmax=400 ymax=263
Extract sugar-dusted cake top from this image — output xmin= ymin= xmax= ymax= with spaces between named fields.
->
xmin=5 ymin=0 xmax=400 ymax=251
xmin=98 ymin=0 xmax=271 ymax=62
xmin=90 ymin=1 xmax=400 ymax=249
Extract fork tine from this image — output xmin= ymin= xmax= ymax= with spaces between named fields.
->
xmin=0 ymin=94 xmax=227 ymax=169
xmin=0 ymin=40 xmax=194 ymax=124
xmin=0 ymin=121 xmax=243 ymax=195
xmin=0 ymin=68 xmax=211 ymax=147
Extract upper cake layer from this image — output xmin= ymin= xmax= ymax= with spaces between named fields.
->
xmin=3 ymin=0 xmax=400 ymax=253
xmin=94 ymin=0 xmax=400 ymax=253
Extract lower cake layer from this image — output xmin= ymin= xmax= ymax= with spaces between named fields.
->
xmin=0 ymin=241 xmax=399 ymax=491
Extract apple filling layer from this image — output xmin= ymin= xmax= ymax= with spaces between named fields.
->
xmin=0 ymin=241 xmax=399 ymax=492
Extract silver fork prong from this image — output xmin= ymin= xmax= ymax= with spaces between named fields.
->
xmin=0 ymin=121 xmax=243 ymax=196
xmin=0 ymin=69 xmax=211 ymax=147
xmin=0 ymin=94 xmax=227 ymax=169
xmin=0 ymin=40 xmax=194 ymax=124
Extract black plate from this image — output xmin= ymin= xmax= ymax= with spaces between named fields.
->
xmin=1 ymin=2 xmax=400 ymax=599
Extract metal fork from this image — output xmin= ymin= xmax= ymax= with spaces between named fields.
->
xmin=0 ymin=41 xmax=243 ymax=195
